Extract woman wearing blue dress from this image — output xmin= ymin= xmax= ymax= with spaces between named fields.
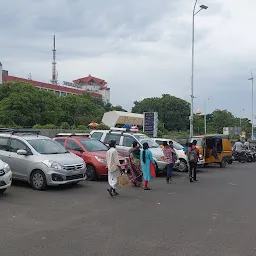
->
xmin=140 ymin=142 xmax=155 ymax=190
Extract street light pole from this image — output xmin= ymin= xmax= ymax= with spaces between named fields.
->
xmin=249 ymin=70 xmax=254 ymax=140
xmin=190 ymin=1 xmax=208 ymax=139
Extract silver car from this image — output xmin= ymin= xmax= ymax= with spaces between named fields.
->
xmin=0 ymin=130 xmax=87 ymax=190
xmin=0 ymin=159 xmax=12 ymax=194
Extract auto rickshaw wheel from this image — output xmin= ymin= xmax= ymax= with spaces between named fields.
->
xmin=220 ymin=158 xmax=227 ymax=168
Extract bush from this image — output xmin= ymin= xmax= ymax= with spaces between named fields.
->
xmin=95 ymin=124 xmax=110 ymax=130
xmin=76 ymin=125 xmax=87 ymax=131
xmin=42 ymin=124 xmax=56 ymax=129
xmin=33 ymin=124 xmax=43 ymax=129
xmin=60 ymin=122 xmax=70 ymax=129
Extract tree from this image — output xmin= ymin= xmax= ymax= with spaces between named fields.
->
xmin=132 ymin=94 xmax=190 ymax=132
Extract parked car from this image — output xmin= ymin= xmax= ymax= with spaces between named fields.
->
xmin=0 ymin=160 xmax=12 ymax=194
xmin=152 ymin=138 xmax=189 ymax=172
xmin=0 ymin=129 xmax=87 ymax=190
xmin=90 ymin=128 xmax=180 ymax=175
xmin=53 ymin=134 xmax=128 ymax=181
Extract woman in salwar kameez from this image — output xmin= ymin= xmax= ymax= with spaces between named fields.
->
xmin=129 ymin=141 xmax=142 ymax=187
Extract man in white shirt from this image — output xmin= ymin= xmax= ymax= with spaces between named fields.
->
xmin=244 ymin=138 xmax=250 ymax=149
xmin=106 ymin=140 xmax=122 ymax=196
xmin=233 ymin=139 xmax=243 ymax=153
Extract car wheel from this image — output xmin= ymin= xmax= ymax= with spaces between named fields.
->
xmin=220 ymin=158 xmax=227 ymax=168
xmin=30 ymin=170 xmax=47 ymax=190
xmin=178 ymin=159 xmax=188 ymax=172
xmin=86 ymin=164 xmax=97 ymax=181
xmin=0 ymin=189 xmax=6 ymax=194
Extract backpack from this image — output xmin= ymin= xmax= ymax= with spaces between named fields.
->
xmin=188 ymin=148 xmax=197 ymax=162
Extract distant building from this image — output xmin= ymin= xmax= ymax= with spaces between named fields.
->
xmin=0 ymin=65 xmax=110 ymax=102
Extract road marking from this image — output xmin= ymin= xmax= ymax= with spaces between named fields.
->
xmin=228 ymin=183 xmax=237 ymax=186
xmin=168 ymin=192 xmax=177 ymax=195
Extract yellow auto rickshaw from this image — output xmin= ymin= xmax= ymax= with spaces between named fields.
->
xmin=191 ymin=134 xmax=232 ymax=167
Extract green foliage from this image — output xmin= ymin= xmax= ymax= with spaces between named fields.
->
xmin=0 ymin=82 xmax=107 ymax=128
xmin=42 ymin=124 xmax=56 ymax=129
xmin=33 ymin=124 xmax=43 ymax=129
xmin=95 ymin=124 xmax=110 ymax=130
xmin=60 ymin=122 xmax=70 ymax=129
xmin=132 ymin=94 xmax=190 ymax=132
xmin=76 ymin=125 xmax=87 ymax=130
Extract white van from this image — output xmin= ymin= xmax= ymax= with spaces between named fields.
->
xmin=152 ymin=138 xmax=189 ymax=172
xmin=0 ymin=159 xmax=12 ymax=194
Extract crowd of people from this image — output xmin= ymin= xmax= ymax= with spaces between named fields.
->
xmin=105 ymin=139 xmax=200 ymax=196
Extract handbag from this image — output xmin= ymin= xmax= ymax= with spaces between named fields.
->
xmin=150 ymin=162 xmax=156 ymax=178
xmin=118 ymin=174 xmax=130 ymax=187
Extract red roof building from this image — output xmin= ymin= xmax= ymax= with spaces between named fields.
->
xmin=1 ymin=73 xmax=103 ymax=99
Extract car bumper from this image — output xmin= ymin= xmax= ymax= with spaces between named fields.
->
xmin=45 ymin=168 xmax=87 ymax=186
xmin=197 ymin=159 xmax=205 ymax=166
xmin=0 ymin=171 xmax=12 ymax=190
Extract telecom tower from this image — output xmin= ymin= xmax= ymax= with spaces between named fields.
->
xmin=51 ymin=34 xmax=58 ymax=85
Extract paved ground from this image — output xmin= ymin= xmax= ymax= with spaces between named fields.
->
xmin=1 ymin=162 xmax=256 ymax=256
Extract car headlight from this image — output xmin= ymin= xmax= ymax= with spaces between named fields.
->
xmin=3 ymin=164 xmax=11 ymax=173
xmin=42 ymin=160 xmax=62 ymax=169
xmin=95 ymin=156 xmax=106 ymax=164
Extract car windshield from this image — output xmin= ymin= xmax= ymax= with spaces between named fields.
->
xmin=191 ymin=138 xmax=204 ymax=146
xmin=79 ymin=139 xmax=109 ymax=152
xmin=134 ymin=135 xmax=159 ymax=148
xmin=28 ymin=139 xmax=68 ymax=154
xmin=172 ymin=141 xmax=184 ymax=150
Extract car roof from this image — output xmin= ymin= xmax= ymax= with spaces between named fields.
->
xmin=91 ymin=130 xmax=144 ymax=136
xmin=0 ymin=133 xmax=49 ymax=140
xmin=54 ymin=136 xmax=92 ymax=140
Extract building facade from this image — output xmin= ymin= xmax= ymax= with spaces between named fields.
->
xmin=0 ymin=65 xmax=110 ymax=102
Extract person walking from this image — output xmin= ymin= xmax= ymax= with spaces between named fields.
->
xmin=106 ymin=140 xmax=122 ymax=196
xmin=187 ymin=141 xmax=199 ymax=182
xmin=129 ymin=141 xmax=142 ymax=187
xmin=162 ymin=141 xmax=176 ymax=183
xmin=140 ymin=142 xmax=155 ymax=190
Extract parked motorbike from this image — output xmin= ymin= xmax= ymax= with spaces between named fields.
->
xmin=232 ymin=150 xmax=247 ymax=163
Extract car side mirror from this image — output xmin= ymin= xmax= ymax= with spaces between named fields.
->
xmin=17 ymin=149 xmax=28 ymax=156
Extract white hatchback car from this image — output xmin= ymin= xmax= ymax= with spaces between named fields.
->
xmin=0 ymin=159 xmax=12 ymax=194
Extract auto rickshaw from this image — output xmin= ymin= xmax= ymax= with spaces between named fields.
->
xmin=191 ymin=134 xmax=232 ymax=167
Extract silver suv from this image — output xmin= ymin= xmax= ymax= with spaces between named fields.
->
xmin=0 ymin=129 xmax=87 ymax=190
xmin=90 ymin=128 xmax=180 ymax=174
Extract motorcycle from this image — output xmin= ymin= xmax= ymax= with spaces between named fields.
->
xmin=232 ymin=150 xmax=247 ymax=163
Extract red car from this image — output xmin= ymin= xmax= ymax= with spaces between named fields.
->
xmin=53 ymin=135 xmax=128 ymax=180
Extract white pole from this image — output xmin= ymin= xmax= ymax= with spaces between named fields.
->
xmin=190 ymin=0 xmax=197 ymax=139
xmin=204 ymin=100 xmax=206 ymax=134
xmin=249 ymin=71 xmax=254 ymax=140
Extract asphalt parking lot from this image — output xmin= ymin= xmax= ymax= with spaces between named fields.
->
xmin=1 ymin=162 xmax=256 ymax=256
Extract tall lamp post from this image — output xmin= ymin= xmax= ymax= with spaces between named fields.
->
xmin=190 ymin=1 xmax=208 ymax=138
xmin=249 ymin=70 xmax=254 ymax=140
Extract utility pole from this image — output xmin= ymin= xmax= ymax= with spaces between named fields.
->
xmin=51 ymin=34 xmax=58 ymax=85
xmin=249 ymin=71 xmax=254 ymax=140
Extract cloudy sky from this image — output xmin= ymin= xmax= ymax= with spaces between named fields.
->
xmin=1 ymin=0 xmax=256 ymax=119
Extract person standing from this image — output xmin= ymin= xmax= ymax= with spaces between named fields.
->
xmin=140 ymin=142 xmax=155 ymax=190
xmin=187 ymin=141 xmax=199 ymax=182
xmin=106 ymin=140 xmax=122 ymax=196
xmin=244 ymin=138 xmax=250 ymax=149
xmin=162 ymin=141 xmax=176 ymax=183
xmin=129 ymin=141 xmax=142 ymax=187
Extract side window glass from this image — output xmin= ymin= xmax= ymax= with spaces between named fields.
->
xmin=0 ymin=137 xmax=9 ymax=151
xmin=155 ymin=140 xmax=163 ymax=145
xmin=123 ymin=136 xmax=135 ymax=147
xmin=55 ymin=139 xmax=65 ymax=146
xmin=104 ymin=134 xmax=121 ymax=145
xmin=91 ymin=132 xmax=103 ymax=141
xmin=9 ymin=139 xmax=28 ymax=153
xmin=66 ymin=139 xmax=82 ymax=151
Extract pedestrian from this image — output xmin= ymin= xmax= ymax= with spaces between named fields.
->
xmin=140 ymin=142 xmax=155 ymax=190
xmin=162 ymin=141 xmax=177 ymax=184
xmin=187 ymin=141 xmax=199 ymax=182
xmin=244 ymin=138 xmax=250 ymax=149
xmin=233 ymin=139 xmax=243 ymax=153
xmin=129 ymin=141 xmax=142 ymax=187
xmin=106 ymin=140 xmax=122 ymax=196
xmin=183 ymin=143 xmax=189 ymax=153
